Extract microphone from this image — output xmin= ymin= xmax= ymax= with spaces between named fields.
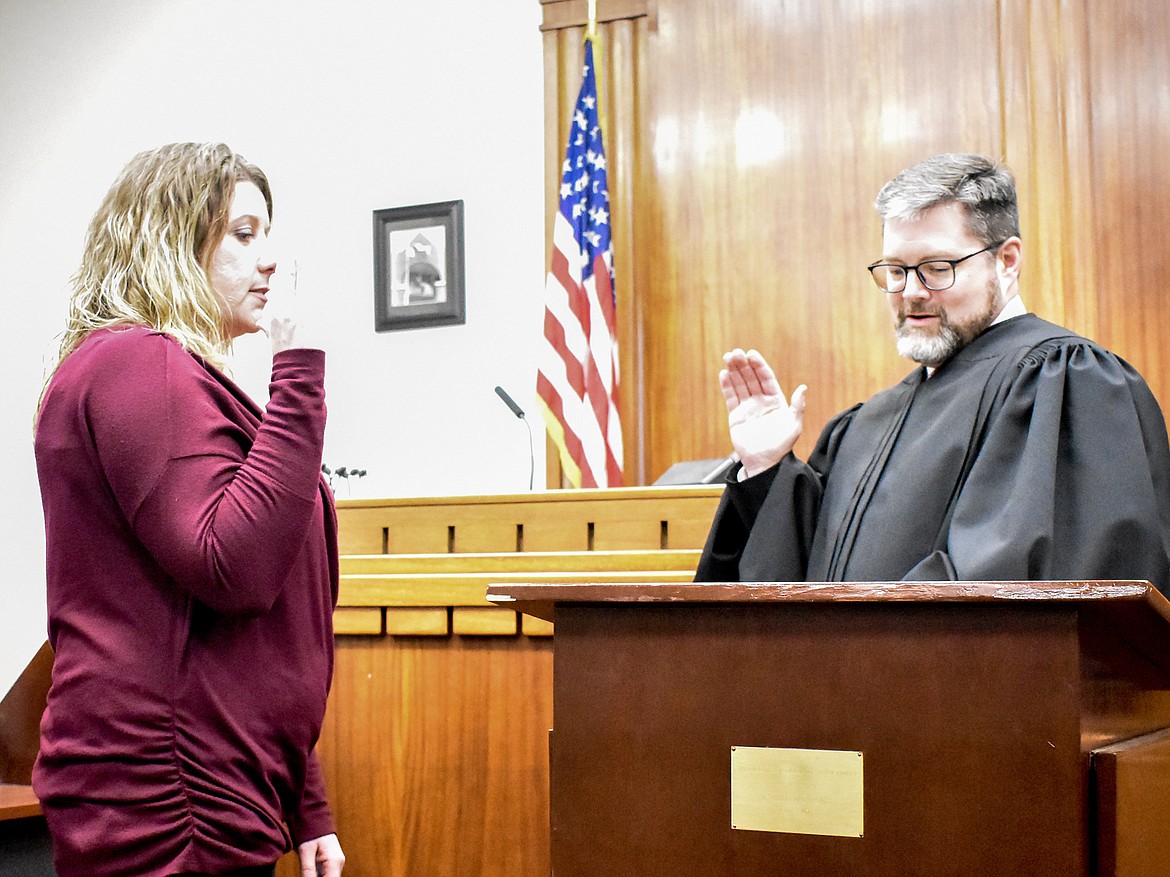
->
xmin=494 ymin=385 xmax=535 ymax=490
xmin=494 ymin=385 xmax=525 ymax=419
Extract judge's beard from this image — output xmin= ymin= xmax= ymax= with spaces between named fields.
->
xmin=895 ymin=278 xmax=1001 ymax=368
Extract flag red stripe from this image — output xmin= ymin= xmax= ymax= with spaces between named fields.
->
xmin=593 ymin=254 xmax=617 ymax=335
xmin=551 ymin=246 xmax=592 ymax=336
xmin=536 ymin=371 xmax=600 ymax=488
xmin=542 ymin=306 xmax=586 ymax=398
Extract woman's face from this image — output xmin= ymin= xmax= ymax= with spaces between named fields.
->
xmin=208 ymin=181 xmax=275 ymax=339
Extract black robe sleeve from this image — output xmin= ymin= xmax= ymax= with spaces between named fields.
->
xmin=694 ymin=405 xmax=861 ymax=583
xmin=931 ymin=340 xmax=1170 ymax=593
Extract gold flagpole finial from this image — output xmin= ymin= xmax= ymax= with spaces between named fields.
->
xmin=587 ymin=0 xmax=597 ymax=38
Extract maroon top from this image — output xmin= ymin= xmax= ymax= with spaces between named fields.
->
xmin=33 ymin=326 xmax=338 ymax=876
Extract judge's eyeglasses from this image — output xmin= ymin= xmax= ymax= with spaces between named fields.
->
xmin=867 ymin=241 xmax=1005 ymax=293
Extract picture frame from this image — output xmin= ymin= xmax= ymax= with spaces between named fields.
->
xmin=373 ymin=199 xmax=465 ymax=332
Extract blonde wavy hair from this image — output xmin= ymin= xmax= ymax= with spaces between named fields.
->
xmin=51 ymin=142 xmax=272 ymax=376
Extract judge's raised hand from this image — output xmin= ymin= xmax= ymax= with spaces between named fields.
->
xmin=720 ymin=348 xmax=807 ymax=478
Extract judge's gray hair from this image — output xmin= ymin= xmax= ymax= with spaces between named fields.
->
xmin=874 ymin=153 xmax=1020 ymax=247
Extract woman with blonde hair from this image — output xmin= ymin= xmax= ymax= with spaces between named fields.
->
xmin=34 ymin=143 xmax=345 ymax=877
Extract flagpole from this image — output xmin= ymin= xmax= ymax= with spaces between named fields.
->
xmin=585 ymin=0 xmax=605 ymax=139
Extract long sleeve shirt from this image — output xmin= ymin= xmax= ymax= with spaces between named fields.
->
xmin=34 ymin=325 xmax=338 ymax=877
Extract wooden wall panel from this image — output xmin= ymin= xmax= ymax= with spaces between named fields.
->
xmin=543 ymin=0 xmax=1170 ymax=483
xmin=646 ymin=0 xmax=1005 ymax=476
xmin=321 ymin=636 xmax=552 ymax=877
xmin=1082 ymin=2 xmax=1170 ymax=395
xmin=278 ymin=636 xmax=553 ymax=877
xmin=999 ymin=0 xmax=1098 ymax=338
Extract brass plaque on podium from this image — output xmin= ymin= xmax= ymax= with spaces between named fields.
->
xmin=731 ymin=746 xmax=864 ymax=837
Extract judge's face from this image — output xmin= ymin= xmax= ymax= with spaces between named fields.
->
xmin=881 ymin=201 xmax=1020 ymax=367
xmin=208 ymin=181 xmax=276 ymax=339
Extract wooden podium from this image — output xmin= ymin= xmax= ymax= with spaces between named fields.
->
xmin=487 ymin=580 xmax=1170 ymax=876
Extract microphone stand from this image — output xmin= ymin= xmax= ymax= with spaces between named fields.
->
xmin=521 ymin=416 xmax=534 ymax=491
xmin=495 ymin=386 xmax=535 ymax=490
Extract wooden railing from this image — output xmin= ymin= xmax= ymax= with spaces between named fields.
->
xmin=331 ymin=486 xmax=722 ymax=640
xmin=335 ymin=485 xmax=722 ymax=554
xmin=337 ymin=548 xmax=703 ymax=636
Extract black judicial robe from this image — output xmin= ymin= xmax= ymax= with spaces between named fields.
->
xmin=695 ymin=314 xmax=1170 ymax=592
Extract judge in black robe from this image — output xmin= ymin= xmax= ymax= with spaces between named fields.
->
xmin=696 ymin=153 xmax=1170 ymax=592
xmin=695 ymin=312 xmax=1170 ymax=590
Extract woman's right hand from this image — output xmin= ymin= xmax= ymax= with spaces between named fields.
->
xmin=719 ymin=348 xmax=807 ymax=478
xmin=268 ymin=315 xmax=300 ymax=354
xmin=265 ymin=262 xmax=317 ymax=353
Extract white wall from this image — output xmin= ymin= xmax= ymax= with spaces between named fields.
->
xmin=0 ymin=1 xmax=547 ymax=689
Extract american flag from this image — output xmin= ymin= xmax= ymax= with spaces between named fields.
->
xmin=537 ymin=37 xmax=623 ymax=488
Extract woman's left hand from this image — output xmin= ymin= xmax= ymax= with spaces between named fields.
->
xmin=298 ymin=832 xmax=345 ymax=876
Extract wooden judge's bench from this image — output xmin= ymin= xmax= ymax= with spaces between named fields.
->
xmin=5 ymin=486 xmax=1170 ymax=876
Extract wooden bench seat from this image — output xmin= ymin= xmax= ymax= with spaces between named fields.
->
xmin=0 ymin=784 xmax=41 ymax=821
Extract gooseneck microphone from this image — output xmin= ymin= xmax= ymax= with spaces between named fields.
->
xmin=494 ymin=385 xmax=526 ymax=419
xmin=494 ymin=386 xmax=535 ymax=490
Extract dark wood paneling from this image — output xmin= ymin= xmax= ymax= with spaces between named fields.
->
xmin=550 ymin=601 xmax=1088 ymax=874
xmin=519 ymin=582 xmax=1170 ymax=875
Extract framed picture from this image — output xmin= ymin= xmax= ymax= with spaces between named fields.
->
xmin=373 ymin=199 xmax=465 ymax=332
